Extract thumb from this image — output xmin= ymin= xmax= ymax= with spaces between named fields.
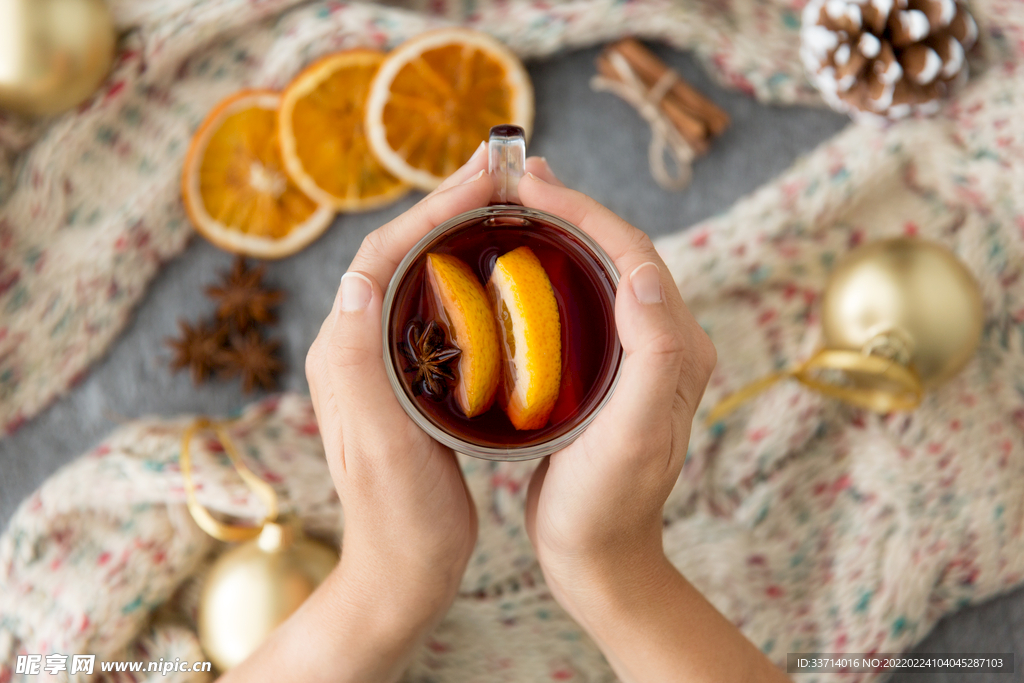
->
xmin=327 ymin=271 xmax=407 ymax=430
xmin=598 ymin=261 xmax=689 ymax=442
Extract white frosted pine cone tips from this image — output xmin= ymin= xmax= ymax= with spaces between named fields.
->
xmin=801 ymin=0 xmax=978 ymax=120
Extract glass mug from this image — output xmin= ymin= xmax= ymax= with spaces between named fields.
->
xmin=382 ymin=125 xmax=623 ymax=461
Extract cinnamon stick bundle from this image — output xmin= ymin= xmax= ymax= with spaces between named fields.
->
xmin=597 ymin=38 xmax=730 ymax=154
xmin=595 ymin=53 xmax=710 ymax=154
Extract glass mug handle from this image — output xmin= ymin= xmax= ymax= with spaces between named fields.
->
xmin=488 ymin=124 xmax=526 ymax=205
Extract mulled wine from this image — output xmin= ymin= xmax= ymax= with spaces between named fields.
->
xmin=382 ymin=125 xmax=622 ymax=460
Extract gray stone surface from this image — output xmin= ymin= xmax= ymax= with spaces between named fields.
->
xmin=0 ymin=45 xmax=1018 ymax=676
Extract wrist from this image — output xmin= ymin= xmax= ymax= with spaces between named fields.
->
xmin=219 ymin=561 xmax=453 ymax=683
xmin=543 ymin=556 xmax=787 ymax=683
xmin=534 ymin=519 xmax=668 ymax=623
xmin=542 ymin=547 xmax=676 ymax=631
xmin=335 ymin=553 xmax=461 ymax=633
xmin=338 ymin=519 xmax=475 ymax=614
xmin=301 ymin=565 xmax=453 ymax=682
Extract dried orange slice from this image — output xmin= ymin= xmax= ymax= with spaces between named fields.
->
xmin=364 ymin=28 xmax=534 ymax=190
xmin=182 ymin=90 xmax=334 ymax=259
xmin=426 ymin=253 xmax=501 ymax=417
xmin=488 ymin=247 xmax=562 ymax=430
xmin=279 ymin=50 xmax=409 ymax=211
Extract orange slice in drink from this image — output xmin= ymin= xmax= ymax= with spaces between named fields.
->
xmin=364 ymin=28 xmax=534 ymax=190
xmin=181 ymin=90 xmax=335 ymax=259
xmin=279 ymin=49 xmax=409 ymax=211
xmin=426 ymin=253 xmax=501 ymax=417
xmin=488 ymin=246 xmax=562 ymax=430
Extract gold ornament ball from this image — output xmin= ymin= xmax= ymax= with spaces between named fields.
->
xmin=0 ymin=0 xmax=116 ymax=116
xmin=198 ymin=522 xmax=338 ymax=672
xmin=821 ymin=237 xmax=984 ymax=388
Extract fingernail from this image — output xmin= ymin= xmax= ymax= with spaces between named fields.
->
xmin=460 ymin=169 xmax=486 ymax=185
xmin=629 ymin=262 xmax=662 ymax=305
xmin=538 ymin=157 xmax=554 ymax=175
xmin=524 ymin=171 xmax=547 ymax=183
xmin=468 ymin=141 xmax=486 ymax=163
xmin=340 ymin=272 xmax=373 ymax=312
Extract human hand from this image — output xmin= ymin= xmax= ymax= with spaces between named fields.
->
xmin=519 ymin=167 xmax=717 ymax=608
xmin=220 ymin=149 xmax=500 ymax=683
xmin=299 ymin=145 xmax=496 ymax=680
xmin=517 ymin=170 xmax=787 ymax=683
xmin=305 ymin=146 xmax=497 ymax=609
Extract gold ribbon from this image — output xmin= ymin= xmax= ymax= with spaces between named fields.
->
xmin=706 ymin=348 xmax=924 ymax=425
xmin=180 ymin=417 xmax=279 ymax=542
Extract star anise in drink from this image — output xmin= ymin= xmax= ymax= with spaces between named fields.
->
xmin=401 ymin=320 xmax=461 ymax=400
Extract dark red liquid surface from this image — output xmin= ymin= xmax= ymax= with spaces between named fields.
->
xmin=388 ymin=213 xmax=621 ymax=449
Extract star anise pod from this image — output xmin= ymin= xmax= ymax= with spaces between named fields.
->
xmin=401 ymin=320 xmax=461 ymax=400
xmin=206 ymin=256 xmax=284 ymax=330
xmin=166 ymin=319 xmax=228 ymax=384
xmin=218 ymin=329 xmax=283 ymax=393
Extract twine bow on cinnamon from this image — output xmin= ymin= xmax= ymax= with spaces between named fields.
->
xmin=591 ymin=52 xmax=695 ymax=190
xmin=591 ymin=39 xmax=730 ymax=191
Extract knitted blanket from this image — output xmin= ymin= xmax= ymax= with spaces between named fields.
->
xmin=3 ymin=0 xmax=1024 ymax=681
xmin=0 ymin=0 xmax=817 ymax=437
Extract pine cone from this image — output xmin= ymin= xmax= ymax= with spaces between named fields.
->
xmin=801 ymin=0 xmax=978 ymax=120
